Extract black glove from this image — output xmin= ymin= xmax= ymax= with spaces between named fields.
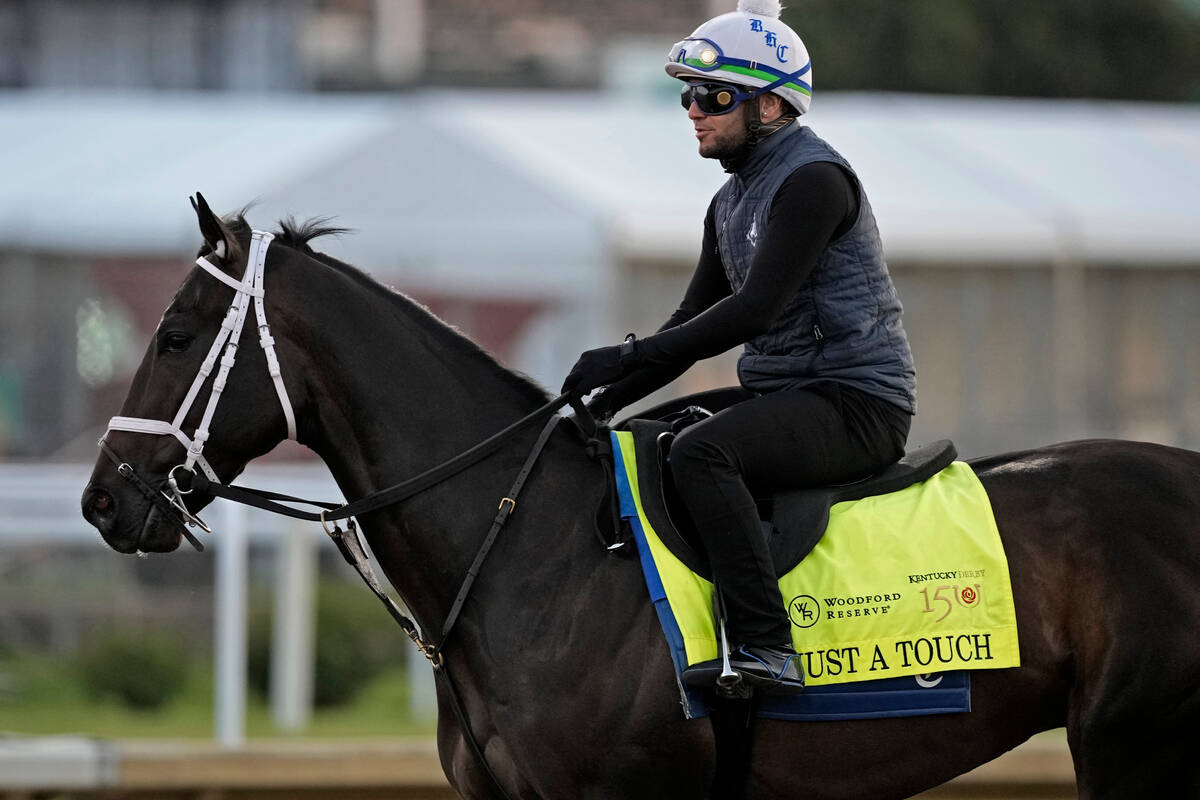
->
xmin=561 ymin=335 xmax=641 ymax=397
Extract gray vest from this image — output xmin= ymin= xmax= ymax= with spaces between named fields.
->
xmin=714 ymin=123 xmax=917 ymax=413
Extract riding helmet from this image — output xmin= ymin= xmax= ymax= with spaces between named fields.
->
xmin=665 ymin=0 xmax=813 ymax=116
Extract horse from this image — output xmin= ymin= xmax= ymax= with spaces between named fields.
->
xmin=81 ymin=197 xmax=1200 ymax=799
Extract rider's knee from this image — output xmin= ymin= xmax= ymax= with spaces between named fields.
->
xmin=669 ymin=427 xmax=736 ymax=486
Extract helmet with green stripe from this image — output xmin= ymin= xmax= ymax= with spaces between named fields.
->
xmin=665 ymin=0 xmax=812 ymax=116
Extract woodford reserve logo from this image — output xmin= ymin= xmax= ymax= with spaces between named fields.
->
xmin=789 ymin=592 xmax=901 ymax=626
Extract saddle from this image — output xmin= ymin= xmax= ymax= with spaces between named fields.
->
xmin=613 ymin=389 xmax=957 ymax=581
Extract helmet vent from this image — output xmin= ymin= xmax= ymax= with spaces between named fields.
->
xmin=736 ymin=0 xmax=782 ymax=18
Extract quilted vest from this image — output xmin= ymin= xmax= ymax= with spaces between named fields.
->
xmin=714 ymin=123 xmax=917 ymax=413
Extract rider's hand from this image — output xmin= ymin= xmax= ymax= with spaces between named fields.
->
xmin=561 ymin=336 xmax=640 ymax=397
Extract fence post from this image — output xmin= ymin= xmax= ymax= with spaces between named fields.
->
xmin=214 ymin=501 xmax=248 ymax=748
xmin=271 ymin=520 xmax=316 ymax=730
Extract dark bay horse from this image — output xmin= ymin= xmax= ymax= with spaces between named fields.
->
xmin=82 ymin=200 xmax=1200 ymax=798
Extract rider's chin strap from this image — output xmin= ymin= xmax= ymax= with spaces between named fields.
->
xmin=721 ymin=64 xmax=810 ymax=168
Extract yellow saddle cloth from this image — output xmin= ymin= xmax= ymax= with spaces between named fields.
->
xmin=612 ymin=431 xmax=1021 ymax=687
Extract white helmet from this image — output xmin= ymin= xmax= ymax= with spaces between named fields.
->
xmin=665 ymin=0 xmax=812 ymax=116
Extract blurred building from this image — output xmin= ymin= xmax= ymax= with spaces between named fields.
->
xmin=0 ymin=0 xmax=712 ymax=92
xmin=1 ymin=0 xmax=1199 ymax=462
xmin=2 ymin=90 xmax=1199 ymax=462
xmin=0 ymin=0 xmax=718 ymax=459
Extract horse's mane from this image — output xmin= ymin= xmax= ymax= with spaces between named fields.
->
xmin=226 ymin=214 xmax=550 ymax=407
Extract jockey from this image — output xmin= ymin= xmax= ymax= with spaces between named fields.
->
xmin=563 ymin=0 xmax=916 ymax=695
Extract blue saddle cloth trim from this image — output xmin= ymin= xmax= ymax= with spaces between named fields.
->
xmin=613 ymin=437 xmax=697 ymax=695
xmin=611 ymin=431 xmax=971 ymax=722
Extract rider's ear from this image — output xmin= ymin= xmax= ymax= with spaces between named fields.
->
xmin=190 ymin=192 xmax=233 ymax=261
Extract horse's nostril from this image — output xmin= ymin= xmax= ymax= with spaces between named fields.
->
xmin=83 ymin=487 xmax=116 ymax=521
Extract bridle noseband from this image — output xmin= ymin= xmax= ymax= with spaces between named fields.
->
xmin=98 ymin=230 xmax=297 ymax=548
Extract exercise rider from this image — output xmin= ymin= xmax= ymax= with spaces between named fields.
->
xmin=562 ymin=0 xmax=917 ymax=695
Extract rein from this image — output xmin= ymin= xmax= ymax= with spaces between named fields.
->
xmin=197 ymin=391 xmax=586 ymax=661
xmin=98 ymin=230 xmax=601 ymax=800
xmin=215 ymin=391 xmax=582 ymax=800
xmin=192 ymin=391 xmax=582 ymax=524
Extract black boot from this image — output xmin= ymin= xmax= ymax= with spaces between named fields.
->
xmin=682 ymin=643 xmax=805 ymax=696
xmin=727 ymin=644 xmax=805 ymax=694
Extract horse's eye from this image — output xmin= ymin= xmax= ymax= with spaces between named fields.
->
xmin=162 ymin=331 xmax=193 ymax=353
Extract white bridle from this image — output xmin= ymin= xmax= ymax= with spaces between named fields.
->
xmin=103 ymin=230 xmax=297 ymax=497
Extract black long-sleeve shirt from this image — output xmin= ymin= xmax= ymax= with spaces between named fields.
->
xmin=597 ymin=160 xmax=859 ymax=413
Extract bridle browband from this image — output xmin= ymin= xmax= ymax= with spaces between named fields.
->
xmin=96 ymin=231 xmax=599 ymax=800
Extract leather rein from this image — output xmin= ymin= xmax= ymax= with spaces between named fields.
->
xmin=98 ymin=231 xmax=598 ymax=800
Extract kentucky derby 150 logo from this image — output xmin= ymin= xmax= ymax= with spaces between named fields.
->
xmin=788 ymin=595 xmax=820 ymax=628
xmin=918 ymin=583 xmax=983 ymax=622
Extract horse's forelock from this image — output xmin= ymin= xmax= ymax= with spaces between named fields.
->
xmin=194 ymin=209 xmax=343 ymax=258
xmin=274 ymin=216 xmax=352 ymax=251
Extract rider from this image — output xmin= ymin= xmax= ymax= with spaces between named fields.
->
xmin=561 ymin=0 xmax=917 ymax=694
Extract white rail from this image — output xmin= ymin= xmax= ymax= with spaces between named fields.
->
xmin=0 ymin=462 xmax=434 ymax=744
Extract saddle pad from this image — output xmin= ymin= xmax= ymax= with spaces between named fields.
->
xmin=612 ymin=431 xmax=1019 ymax=701
xmin=757 ymin=670 xmax=970 ymax=722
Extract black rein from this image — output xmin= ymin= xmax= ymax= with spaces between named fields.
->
xmin=187 ymin=392 xmax=598 ymax=800
xmin=192 ymin=393 xmax=590 ymax=523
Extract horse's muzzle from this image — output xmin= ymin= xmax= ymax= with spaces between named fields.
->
xmin=81 ymin=482 xmax=167 ymax=553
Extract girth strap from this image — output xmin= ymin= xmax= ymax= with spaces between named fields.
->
xmin=326 ymin=519 xmax=427 ymax=654
xmin=435 ymin=412 xmax=561 ymax=658
xmin=321 ymin=413 xmax=561 ymax=664
xmin=322 ymin=414 xmax=562 ymax=800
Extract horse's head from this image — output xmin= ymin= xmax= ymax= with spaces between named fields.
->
xmin=81 ymin=194 xmax=299 ymax=554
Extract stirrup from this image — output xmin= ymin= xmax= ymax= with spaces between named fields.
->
xmin=680 ymin=586 xmax=755 ymax=699
xmin=714 ymin=616 xmax=752 ymax=699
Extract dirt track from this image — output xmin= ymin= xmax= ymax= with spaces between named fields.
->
xmin=0 ymin=735 xmax=1073 ymax=799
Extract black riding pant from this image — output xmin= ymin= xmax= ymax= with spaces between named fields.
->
xmin=669 ymin=381 xmax=912 ymax=646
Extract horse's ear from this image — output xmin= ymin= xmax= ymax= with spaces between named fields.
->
xmin=190 ymin=192 xmax=230 ymax=259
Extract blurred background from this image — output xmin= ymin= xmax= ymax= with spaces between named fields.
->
xmin=0 ymin=0 xmax=1198 ymax=793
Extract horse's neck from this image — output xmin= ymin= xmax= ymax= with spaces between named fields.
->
xmin=282 ymin=259 xmax=559 ymax=630
xmin=286 ymin=265 xmax=536 ymax=482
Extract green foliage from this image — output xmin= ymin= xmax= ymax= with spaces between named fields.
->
xmin=76 ymin=629 xmax=189 ymax=710
xmin=249 ymin=577 xmax=409 ymax=708
xmin=0 ymin=652 xmax=431 ymax=738
xmin=785 ymin=0 xmax=1200 ymax=101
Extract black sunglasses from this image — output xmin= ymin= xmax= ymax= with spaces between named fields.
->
xmin=680 ymin=81 xmax=751 ymax=116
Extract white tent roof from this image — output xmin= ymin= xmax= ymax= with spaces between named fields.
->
xmin=440 ymin=90 xmax=1200 ymax=265
xmin=0 ymin=90 xmax=603 ymax=298
xmin=2 ymin=88 xmax=1198 ymax=285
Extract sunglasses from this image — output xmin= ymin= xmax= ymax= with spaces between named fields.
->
xmin=680 ymin=81 xmax=753 ymax=116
